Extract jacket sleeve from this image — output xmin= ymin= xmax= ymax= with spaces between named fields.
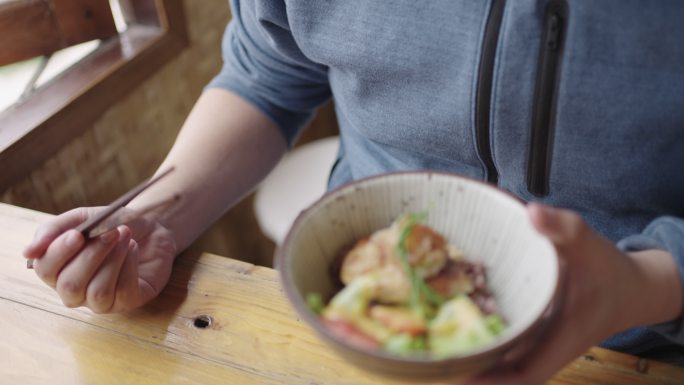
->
xmin=206 ymin=0 xmax=331 ymax=146
xmin=617 ymin=216 xmax=684 ymax=343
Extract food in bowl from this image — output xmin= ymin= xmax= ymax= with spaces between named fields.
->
xmin=279 ymin=172 xmax=560 ymax=380
xmin=307 ymin=212 xmax=506 ymax=359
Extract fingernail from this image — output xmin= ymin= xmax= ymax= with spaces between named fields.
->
xmin=24 ymin=239 xmax=35 ymax=250
xmin=65 ymin=231 xmax=82 ymax=247
xmin=530 ymin=202 xmax=554 ymax=219
xmin=100 ymin=229 xmax=119 ymax=244
xmin=22 ymin=243 xmax=35 ymax=257
xmin=23 ymin=236 xmax=40 ymax=255
xmin=117 ymin=225 xmax=131 ymax=240
xmin=529 ymin=202 xmax=545 ymax=212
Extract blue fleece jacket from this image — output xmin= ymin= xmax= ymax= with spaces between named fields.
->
xmin=207 ymin=0 xmax=684 ymax=364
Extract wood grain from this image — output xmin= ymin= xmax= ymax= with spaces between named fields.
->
xmin=1 ymin=202 xmax=683 ymax=384
xmin=0 ymin=298 xmax=270 ymax=385
xmin=0 ymin=0 xmax=117 ymax=66
xmin=51 ymin=0 xmax=118 ymax=46
xmin=0 ymin=0 xmax=60 ymax=65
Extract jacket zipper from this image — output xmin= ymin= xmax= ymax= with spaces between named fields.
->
xmin=527 ymin=0 xmax=567 ymax=197
xmin=475 ymin=0 xmax=506 ymax=184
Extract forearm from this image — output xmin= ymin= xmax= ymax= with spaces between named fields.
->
xmin=127 ymin=88 xmax=287 ymax=252
xmin=615 ymin=249 xmax=684 ymax=332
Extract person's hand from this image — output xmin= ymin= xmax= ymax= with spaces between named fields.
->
xmin=23 ymin=207 xmax=177 ymax=313
xmin=464 ymin=203 xmax=683 ymax=385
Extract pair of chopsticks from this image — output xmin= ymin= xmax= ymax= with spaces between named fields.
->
xmin=26 ymin=167 xmax=179 ymax=269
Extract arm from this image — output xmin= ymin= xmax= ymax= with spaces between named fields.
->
xmin=620 ymin=249 xmax=683 ymax=332
xmin=23 ymin=90 xmax=286 ymax=313
xmin=127 ymin=88 xmax=286 ymax=253
xmin=132 ymin=0 xmax=331 ymax=254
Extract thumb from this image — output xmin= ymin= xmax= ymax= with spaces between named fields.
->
xmin=527 ymin=203 xmax=588 ymax=248
xmin=23 ymin=207 xmax=91 ymax=259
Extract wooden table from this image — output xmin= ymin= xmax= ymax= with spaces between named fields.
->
xmin=1 ymin=202 xmax=683 ymax=384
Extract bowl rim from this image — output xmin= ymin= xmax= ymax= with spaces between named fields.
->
xmin=276 ymin=170 xmax=562 ymax=365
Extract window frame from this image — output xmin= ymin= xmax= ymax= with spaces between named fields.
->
xmin=0 ymin=0 xmax=118 ymax=66
xmin=0 ymin=0 xmax=188 ymax=191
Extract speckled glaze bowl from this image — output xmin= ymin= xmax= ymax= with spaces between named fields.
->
xmin=277 ymin=172 xmax=562 ymax=381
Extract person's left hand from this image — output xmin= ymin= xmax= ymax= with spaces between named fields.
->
xmin=464 ymin=203 xmax=683 ymax=385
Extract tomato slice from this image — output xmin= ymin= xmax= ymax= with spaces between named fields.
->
xmin=321 ymin=318 xmax=381 ymax=351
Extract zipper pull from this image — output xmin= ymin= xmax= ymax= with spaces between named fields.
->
xmin=546 ymin=14 xmax=561 ymax=51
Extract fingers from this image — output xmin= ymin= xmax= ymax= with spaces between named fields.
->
xmin=528 ymin=203 xmax=618 ymax=268
xmin=466 ymin=204 xmax=582 ymax=385
xmin=527 ymin=203 xmax=590 ymax=248
xmin=33 ymin=230 xmax=85 ymax=287
xmin=84 ymin=228 xmax=133 ymax=313
xmin=480 ymin=203 xmax=616 ymax=385
xmin=23 ymin=207 xmax=92 ymax=260
xmin=111 ymin=240 xmax=142 ymax=313
xmin=30 ymin=208 xmax=172 ymax=314
xmin=463 ymin=319 xmax=586 ymax=385
xmin=38 ymin=223 xmax=145 ymax=313
xmin=53 ymin=229 xmax=121 ymax=307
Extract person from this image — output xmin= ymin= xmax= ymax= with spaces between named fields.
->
xmin=23 ymin=1 xmax=684 ymax=384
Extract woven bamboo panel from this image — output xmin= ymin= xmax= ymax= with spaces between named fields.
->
xmin=1 ymin=0 xmax=339 ymax=267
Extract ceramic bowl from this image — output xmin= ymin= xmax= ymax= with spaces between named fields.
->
xmin=277 ymin=172 xmax=561 ymax=381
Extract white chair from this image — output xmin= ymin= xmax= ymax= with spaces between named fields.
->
xmin=254 ymin=136 xmax=340 ymax=245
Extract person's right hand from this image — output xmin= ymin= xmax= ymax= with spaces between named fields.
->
xmin=23 ymin=207 xmax=177 ymax=313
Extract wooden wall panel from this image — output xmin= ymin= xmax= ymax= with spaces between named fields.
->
xmin=51 ymin=0 xmax=118 ymax=45
xmin=0 ymin=0 xmax=116 ymax=66
xmin=0 ymin=0 xmax=60 ymax=65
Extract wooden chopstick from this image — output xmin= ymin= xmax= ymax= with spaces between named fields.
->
xmin=75 ymin=167 xmax=175 ymax=239
xmin=86 ymin=193 xmax=181 ymax=238
xmin=26 ymin=167 xmax=176 ymax=269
